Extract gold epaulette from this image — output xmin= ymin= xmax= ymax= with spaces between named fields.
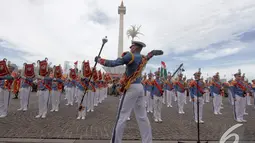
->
xmin=231 ymin=80 xmax=237 ymax=86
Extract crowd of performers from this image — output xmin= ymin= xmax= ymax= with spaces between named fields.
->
xmin=0 ymin=58 xmax=255 ymax=124
xmin=130 ymin=69 xmax=255 ymax=123
xmin=0 ymin=58 xmax=111 ymax=119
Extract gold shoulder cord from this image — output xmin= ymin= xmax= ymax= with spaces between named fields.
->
xmin=120 ymin=56 xmax=148 ymax=92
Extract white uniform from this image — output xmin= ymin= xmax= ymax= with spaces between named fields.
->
xmin=228 ymin=88 xmax=234 ymax=105
xmin=18 ymin=86 xmax=31 ymax=111
xmin=213 ymin=93 xmax=222 ymax=114
xmin=87 ymin=90 xmax=94 ymax=112
xmin=77 ymin=89 xmax=87 ymax=119
xmin=50 ymin=89 xmax=61 ymax=112
xmin=66 ymin=86 xmax=75 ymax=106
xmin=153 ymin=95 xmax=163 ymax=122
xmin=111 ymin=84 xmax=152 ymax=143
xmin=177 ymin=91 xmax=185 ymax=113
xmin=204 ymin=88 xmax=210 ymax=103
xmin=193 ymin=96 xmax=204 ymax=122
xmin=0 ymin=87 xmax=11 ymax=118
xmin=36 ymin=89 xmax=50 ymax=118
xmin=165 ymin=80 xmax=174 ymax=107
xmin=94 ymin=87 xmax=99 ymax=106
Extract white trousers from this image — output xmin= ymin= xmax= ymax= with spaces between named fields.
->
xmin=177 ymin=92 xmax=185 ymax=113
xmin=105 ymin=87 xmax=108 ymax=99
xmin=146 ymin=91 xmax=153 ymax=112
xmin=87 ymin=91 xmax=94 ymax=111
xmin=111 ymin=84 xmax=152 ymax=143
xmin=189 ymin=91 xmax=192 ymax=102
xmin=228 ymin=89 xmax=234 ymax=105
xmin=37 ymin=90 xmax=50 ymax=116
xmin=166 ymin=90 xmax=174 ymax=106
xmin=144 ymin=92 xmax=148 ymax=107
xmin=234 ymin=95 xmax=246 ymax=120
xmin=253 ymin=92 xmax=255 ymax=105
xmin=162 ymin=92 xmax=166 ymax=104
xmin=153 ymin=96 xmax=162 ymax=120
xmin=213 ymin=93 xmax=221 ymax=113
xmin=99 ymin=89 xmax=103 ymax=103
xmin=205 ymin=89 xmax=210 ymax=102
xmin=174 ymin=91 xmax=177 ymax=102
xmin=184 ymin=90 xmax=187 ymax=104
xmin=246 ymin=94 xmax=251 ymax=105
xmin=77 ymin=89 xmax=87 ymax=118
xmin=64 ymin=87 xmax=67 ymax=99
xmin=0 ymin=89 xmax=10 ymax=116
xmin=104 ymin=87 xmax=107 ymax=99
xmin=74 ymin=88 xmax=79 ymax=103
xmin=220 ymin=95 xmax=223 ymax=105
xmin=67 ymin=87 xmax=75 ymax=105
xmin=193 ymin=96 xmax=204 ymax=121
xmin=51 ymin=90 xmax=61 ymax=111
xmin=19 ymin=87 xmax=31 ymax=110
xmin=94 ymin=90 xmax=99 ymax=106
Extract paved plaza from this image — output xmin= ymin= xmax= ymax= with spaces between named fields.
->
xmin=0 ymin=93 xmax=254 ymax=142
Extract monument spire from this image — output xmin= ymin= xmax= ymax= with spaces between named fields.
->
xmin=118 ymin=0 xmax=126 ymax=57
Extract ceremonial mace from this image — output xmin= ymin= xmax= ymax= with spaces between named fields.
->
xmin=78 ymin=36 xmax=108 ymax=111
xmin=172 ymin=63 xmax=184 ymax=77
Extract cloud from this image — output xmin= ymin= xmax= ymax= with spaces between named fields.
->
xmin=184 ymin=63 xmax=255 ymax=81
xmin=193 ymin=47 xmax=242 ymax=60
xmin=0 ymin=0 xmax=255 ymax=80
xmin=237 ymin=29 xmax=255 ymax=42
xmin=87 ymin=9 xmax=116 ymax=25
xmin=0 ymin=39 xmax=35 ymax=67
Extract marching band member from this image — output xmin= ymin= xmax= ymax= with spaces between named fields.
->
xmin=18 ymin=63 xmax=36 ymax=111
xmin=226 ymin=79 xmax=234 ymax=105
xmin=152 ymin=71 xmax=164 ymax=122
xmin=210 ymin=72 xmax=223 ymax=115
xmin=241 ymin=74 xmax=248 ymax=115
xmin=0 ymin=59 xmax=15 ymax=118
xmin=200 ymin=77 xmax=205 ymax=105
xmin=165 ymin=73 xmax=174 ymax=107
xmin=95 ymin=41 xmax=162 ymax=143
xmin=79 ymin=60 xmax=92 ymax=115
xmin=74 ymin=61 xmax=79 ymax=104
xmin=35 ymin=58 xmax=52 ymax=119
xmin=88 ymin=67 xmax=97 ymax=112
xmin=190 ymin=70 xmax=205 ymax=123
xmin=102 ymin=72 xmax=108 ymax=101
xmin=245 ymin=80 xmax=252 ymax=106
xmin=174 ymin=73 xmax=186 ymax=114
xmin=146 ymin=72 xmax=153 ymax=113
xmin=183 ymin=76 xmax=187 ymax=104
xmin=76 ymin=77 xmax=87 ymax=120
xmin=231 ymin=70 xmax=247 ymax=122
xmin=251 ymin=80 xmax=255 ymax=108
xmin=98 ymin=70 xmax=104 ymax=104
xmin=12 ymin=70 xmax=21 ymax=99
xmin=204 ymin=80 xmax=210 ymax=103
xmin=50 ymin=65 xmax=64 ymax=112
xmin=65 ymin=68 xmax=77 ymax=106
xmin=141 ymin=73 xmax=147 ymax=107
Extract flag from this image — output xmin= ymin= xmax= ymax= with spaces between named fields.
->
xmin=160 ymin=61 xmax=167 ymax=79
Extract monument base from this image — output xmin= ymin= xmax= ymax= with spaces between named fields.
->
xmin=103 ymin=66 xmax=125 ymax=79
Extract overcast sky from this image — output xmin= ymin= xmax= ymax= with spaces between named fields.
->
xmin=0 ymin=0 xmax=255 ymax=80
